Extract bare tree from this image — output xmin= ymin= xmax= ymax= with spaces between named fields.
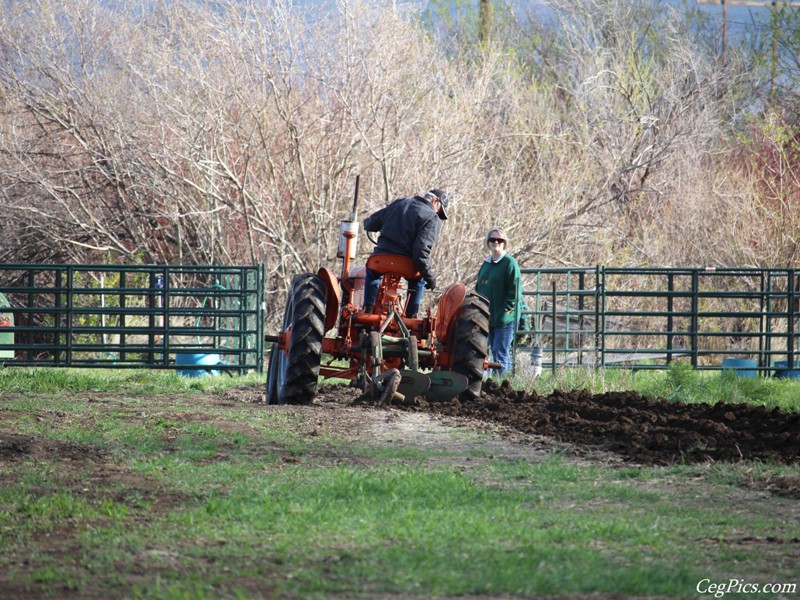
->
xmin=0 ymin=0 xmax=785 ymax=328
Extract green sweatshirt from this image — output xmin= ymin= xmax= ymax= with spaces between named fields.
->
xmin=475 ymin=253 xmax=522 ymax=329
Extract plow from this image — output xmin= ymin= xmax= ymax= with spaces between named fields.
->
xmin=266 ymin=178 xmax=490 ymax=405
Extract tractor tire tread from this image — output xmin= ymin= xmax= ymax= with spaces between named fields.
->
xmin=282 ymin=274 xmax=327 ymax=404
xmin=450 ymin=293 xmax=490 ymax=400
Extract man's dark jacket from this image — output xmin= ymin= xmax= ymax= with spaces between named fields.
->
xmin=363 ymin=196 xmax=442 ymax=283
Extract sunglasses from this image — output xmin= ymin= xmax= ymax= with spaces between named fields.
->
xmin=488 ymin=238 xmax=505 ymax=244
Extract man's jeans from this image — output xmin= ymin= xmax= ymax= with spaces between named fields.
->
xmin=488 ymin=321 xmax=514 ymax=377
xmin=363 ymin=268 xmax=426 ymax=317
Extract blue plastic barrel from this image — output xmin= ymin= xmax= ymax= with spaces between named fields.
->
xmin=176 ymin=353 xmax=222 ymax=377
xmin=773 ymin=360 xmax=800 ymax=379
xmin=721 ymin=358 xmax=758 ymax=378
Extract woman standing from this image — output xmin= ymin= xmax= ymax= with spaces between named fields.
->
xmin=475 ymin=227 xmax=522 ymax=377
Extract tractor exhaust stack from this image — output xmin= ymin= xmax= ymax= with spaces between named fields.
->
xmin=337 ymin=175 xmax=360 ymax=284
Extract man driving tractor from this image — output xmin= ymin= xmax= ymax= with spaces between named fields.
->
xmin=266 ymin=180 xmax=489 ymax=405
xmin=362 ymin=188 xmax=450 ymax=317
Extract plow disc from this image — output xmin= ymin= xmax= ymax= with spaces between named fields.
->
xmin=396 ymin=369 xmax=431 ymax=399
xmin=390 ymin=369 xmax=469 ymax=403
xmin=425 ymin=371 xmax=469 ymax=402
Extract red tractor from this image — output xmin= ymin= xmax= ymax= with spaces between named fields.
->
xmin=266 ymin=181 xmax=490 ymax=405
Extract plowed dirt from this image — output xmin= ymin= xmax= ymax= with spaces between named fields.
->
xmin=367 ymin=379 xmax=800 ymax=466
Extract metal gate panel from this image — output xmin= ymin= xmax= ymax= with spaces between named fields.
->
xmin=0 ymin=264 xmax=265 ymax=374
xmin=517 ymin=266 xmax=798 ymax=375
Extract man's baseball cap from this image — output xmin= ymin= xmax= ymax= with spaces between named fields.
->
xmin=425 ymin=188 xmax=449 ymax=220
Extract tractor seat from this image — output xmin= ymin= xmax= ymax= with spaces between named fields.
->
xmin=365 ymin=254 xmax=421 ymax=280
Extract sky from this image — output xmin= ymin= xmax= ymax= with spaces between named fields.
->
xmin=292 ymin=0 xmax=782 ymax=47
xmin=523 ymin=0 xmax=774 ymax=31
xmin=295 ymin=1 xmax=777 ymax=31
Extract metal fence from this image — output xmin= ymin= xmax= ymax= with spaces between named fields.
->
xmin=516 ymin=267 xmax=799 ymax=377
xmin=0 ymin=264 xmax=265 ymax=375
xmin=2 ymin=263 xmax=797 ymax=378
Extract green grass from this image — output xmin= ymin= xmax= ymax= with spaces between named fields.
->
xmin=514 ymin=362 xmax=800 ymax=412
xmin=0 ymin=366 xmax=264 ymax=394
xmin=1 ymin=368 xmax=798 ymax=598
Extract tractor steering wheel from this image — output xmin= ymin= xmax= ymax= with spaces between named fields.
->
xmin=366 ymin=230 xmax=379 ymax=246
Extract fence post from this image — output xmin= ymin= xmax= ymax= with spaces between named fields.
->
xmin=258 ymin=263 xmax=266 ymax=373
xmin=667 ymin=272 xmax=674 ymax=364
xmin=789 ymin=269 xmax=796 ymax=368
xmin=578 ymin=270 xmax=585 ymax=366
xmin=564 ymin=271 xmax=572 ymax=362
xmin=66 ymin=266 xmax=74 ymax=367
xmin=597 ymin=266 xmax=604 ymax=368
xmin=119 ymin=270 xmax=127 ymax=362
xmin=26 ymin=269 xmax=34 ymax=362
xmin=758 ymin=271 xmax=766 ymax=369
xmin=54 ymin=269 xmax=63 ymax=366
xmin=147 ymin=272 xmax=157 ymax=366
xmin=160 ymin=270 xmax=169 ymax=366
xmin=690 ymin=269 xmax=699 ymax=367
xmin=551 ymin=280 xmax=557 ymax=375
xmin=512 ymin=277 xmax=520 ymax=376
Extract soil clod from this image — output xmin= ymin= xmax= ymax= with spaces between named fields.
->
xmin=378 ymin=379 xmax=800 ymax=465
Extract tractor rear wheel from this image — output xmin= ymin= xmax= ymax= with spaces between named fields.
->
xmin=450 ymin=293 xmax=490 ymax=399
xmin=266 ymin=274 xmax=326 ymax=404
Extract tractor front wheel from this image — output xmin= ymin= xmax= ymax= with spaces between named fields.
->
xmin=266 ymin=274 xmax=326 ymax=404
xmin=449 ymin=293 xmax=490 ymax=399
